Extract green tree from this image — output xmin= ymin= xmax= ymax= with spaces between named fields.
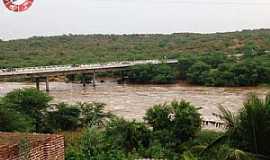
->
xmin=203 ymin=93 xmax=270 ymax=159
xmin=127 ymin=64 xmax=154 ymax=83
xmin=2 ymin=88 xmax=52 ymax=132
xmin=78 ymin=102 xmax=111 ymax=127
xmin=46 ymin=103 xmax=81 ymax=132
xmin=127 ymin=64 xmax=176 ymax=84
xmin=0 ymin=104 xmax=33 ymax=132
xmin=152 ymin=64 xmax=176 ymax=84
xmin=178 ymin=55 xmax=197 ymax=79
xmin=198 ymin=53 xmax=230 ymax=68
xmin=144 ymin=103 xmax=171 ymax=131
xmin=230 ymin=62 xmax=262 ymax=86
xmin=105 ymin=118 xmax=152 ymax=152
xmin=187 ymin=62 xmax=211 ymax=85
xmin=145 ymin=100 xmax=201 ymax=147
xmin=81 ymin=127 xmax=126 ymax=160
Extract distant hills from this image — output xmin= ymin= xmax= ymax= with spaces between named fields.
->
xmin=1 ymin=29 xmax=270 ymax=68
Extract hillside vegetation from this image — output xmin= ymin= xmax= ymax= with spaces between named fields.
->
xmin=1 ymin=29 xmax=270 ymax=68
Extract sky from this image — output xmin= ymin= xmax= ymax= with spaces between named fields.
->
xmin=0 ymin=0 xmax=270 ymax=40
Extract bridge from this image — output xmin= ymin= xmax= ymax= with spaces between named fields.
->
xmin=0 ymin=59 xmax=178 ymax=91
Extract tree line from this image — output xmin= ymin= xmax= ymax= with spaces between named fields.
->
xmin=126 ymin=52 xmax=270 ymax=86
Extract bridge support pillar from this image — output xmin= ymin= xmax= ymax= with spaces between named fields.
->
xmin=36 ymin=78 xmax=40 ymax=91
xmin=82 ymin=74 xmax=86 ymax=87
xmin=45 ymin=76 xmax=50 ymax=92
xmin=121 ymin=70 xmax=125 ymax=81
xmin=92 ymin=70 xmax=96 ymax=87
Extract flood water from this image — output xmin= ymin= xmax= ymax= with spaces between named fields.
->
xmin=0 ymin=80 xmax=269 ymax=123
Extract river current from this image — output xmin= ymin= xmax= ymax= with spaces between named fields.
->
xmin=0 ymin=80 xmax=269 ymax=124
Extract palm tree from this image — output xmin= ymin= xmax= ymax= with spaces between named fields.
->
xmin=202 ymin=93 xmax=270 ymax=160
xmin=225 ymin=149 xmax=254 ymax=160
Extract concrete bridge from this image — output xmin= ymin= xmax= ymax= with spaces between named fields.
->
xmin=0 ymin=59 xmax=178 ymax=91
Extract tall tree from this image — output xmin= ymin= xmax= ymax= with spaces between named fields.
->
xmin=2 ymin=88 xmax=52 ymax=132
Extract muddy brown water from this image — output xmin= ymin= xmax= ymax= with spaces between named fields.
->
xmin=0 ymin=80 xmax=269 ymax=124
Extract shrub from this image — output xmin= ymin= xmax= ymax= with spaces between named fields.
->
xmin=143 ymin=142 xmax=176 ymax=159
xmin=187 ymin=62 xmax=211 ymax=85
xmin=144 ymin=101 xmax=202 ymax=147
xmin=105 ymin=118 xmax=152 ymax=152
xmin=230 ymin=61 xmax=264 ymax=86
xmin=0 ymin=105 xmax=34 ymax=132
xmin=78 ymin=102 xmax=111 ymax=127
xmin=1 ymin=88 xmax=52 ymax=132
xmin=65 ymin=146 xmax=84 ymax=160
xmin=80 ymin=127 xmax=127 ymax=160
xmin=178 ymin=55 xmax=197 ymax=79
xmin=46 ymin=103 xmax=81 ymax=132
xmin=144 ymin=103 xmax=171 ymax=131
xmin=127 ymin=64 xmax=176 ymax=84
xmin=2 ymin=88 xmax=52 ymax=116
xmin=152 ymin=64 xmax=177 ymax=84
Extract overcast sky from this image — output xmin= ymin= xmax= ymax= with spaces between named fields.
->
xmin=0 ymin=0 xmax=270 ymax=40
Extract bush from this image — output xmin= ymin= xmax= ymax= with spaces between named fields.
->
xmin=143 ymin=142 xmax=177 ymax=159
xmin=2 ymin=88 xmax=52 ymax=116
xmin=152 ymin=64 xmax=177 ymax=84
xmin=46 ymin=103 xmax=81 ymax=132
xmin=178 ymin=55 xmax=197 ymax=79
xmin=0 ymin=105 xmax=34 ymax=132
xmin=127 ymin=64 xmax=176 ymax=84
xmin=187 ymin=62 xmax=211 ymax=85
xmin=80 ymin=127 xmax=127 ymax=160
xmin=79 ymin=102 xmax=111 ymax=127
xmin=1 ymin=88 xmax=52 ymax=132
xmin=0 ymin=88 xmax=112 ymax=133
xmin=65 ymin=146 xmax=84 ymax=160
xmin=105 ymin=118 xmax=152 ymax=152
xmin=230 ymin=61 xmax=264 ymax=86
xmin=144 ymin=100 xmax=202 ymax=147
xmin=80 ymin=128 xmax=104 ymax=159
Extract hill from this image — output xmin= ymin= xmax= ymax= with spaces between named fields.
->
xmin=1 ymin=29 xmax=270 ymax=68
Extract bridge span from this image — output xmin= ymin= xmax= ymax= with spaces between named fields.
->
xmin=0 ymin=59 xmax=178 ymax=91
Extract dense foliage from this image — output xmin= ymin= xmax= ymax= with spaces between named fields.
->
xmin=125 ymin=51 xmax=270 ymax=86
xmin=0 ymin=104 xmax=33 ymax=132
xmin=2 ymin=88 xmax=52 ymax=132
xmin=144 ymin=101 xmax=201 ymax=147
xmin=46 ymin=103 xmax=81 ymax=132
xmin=1 ymin=29 xmax=270 ymax=86
xmin=0 ymin=88 xmax=110 ymax=133
xmin=1 ymin=29 xmax=270 ymax=68
xmin=1 ymin=87 xmax=270 ymax=159
xmin=203 ymin=93 xmax=270 ymax=158
xmin=127 ymin=64 xmax=177 ymax=84
xmin=63 ymin=93 xmax=270 ymax=160
xmin=179 ymin=52 xmax=270 ymax=86
xmin=65 ymin=100 xmax=203 ymax=160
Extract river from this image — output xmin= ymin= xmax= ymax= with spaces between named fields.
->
xmin=0 ymin=80 xmax=269 ymax=125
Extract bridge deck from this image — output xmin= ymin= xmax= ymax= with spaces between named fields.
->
xmin=0 ymin=59 xmax=178 ymax=78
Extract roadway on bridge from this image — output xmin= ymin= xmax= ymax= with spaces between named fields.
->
xmin=0 ymin=59 xmax=178 ymax=78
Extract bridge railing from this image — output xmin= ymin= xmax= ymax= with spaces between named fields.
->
xmin=0 ymin=59 xmax=178 ymax=74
